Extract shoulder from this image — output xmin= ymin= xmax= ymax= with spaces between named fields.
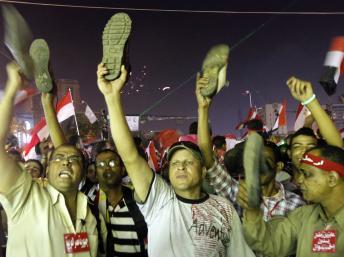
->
xmin=287 ymin=204 xmax=318 ymax=220
xmin=207 ymin=194 xmax=236 ymax=214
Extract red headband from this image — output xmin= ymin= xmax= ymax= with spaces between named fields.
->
xmin=301 ymin=153 xmax=344 ymax=177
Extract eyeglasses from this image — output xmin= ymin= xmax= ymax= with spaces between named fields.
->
xmin=51 ymin=155 xmax=82 ymax=164
xmin=96 ymin=159 xmax=119 ymax=168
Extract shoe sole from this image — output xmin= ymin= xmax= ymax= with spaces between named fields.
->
xmin=201 ymin=44 xmax=229 ymax=97
xmin=29 ymin=39 xmax=53 ymax=93
xmin=102 ymin=12 xmax=132 ymax=81
xmin=243 ymin=132 xmax=262 ymax=209
xmin=3 ymin=4 xmax=34 ymax=80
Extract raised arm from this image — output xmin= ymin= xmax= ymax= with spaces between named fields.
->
xmin=97 ymin=63 xmax=153 ymax=202
xmin=287 ymin=77 xmax=343 ymax=148
xmin=41 ymin=92 xmax=67 ymax=147
xmin=0 ymin=63 xmax=23 ymax=193
xmin=195 ymin=74 xmax=214 ymax=169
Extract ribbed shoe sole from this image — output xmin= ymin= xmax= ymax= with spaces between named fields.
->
xmin=102 ymin=12 xmax=132 ymax=81
xmin=201 ymin=44 xmax=229 ymax=97
xmin=29 ymin=39 xmax=53 ymax=93
xmin=243 ymin=132 xmax=262 ymax=209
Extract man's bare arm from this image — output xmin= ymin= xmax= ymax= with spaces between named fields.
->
xmin=196 ymin=74 xmax=214 ymax=169
xmin=41 ymin=92 xmax=67 ymax=147
xmin=97 ymin=64 xmax=153 ymax=202
xmin=287 ymin=77 xmax=343 ymax=148
xmin=0 ymin=63 xmax=23 ymax=193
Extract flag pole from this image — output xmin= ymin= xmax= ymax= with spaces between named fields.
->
xmin=68 ymin=88 xmax=81 ymax=137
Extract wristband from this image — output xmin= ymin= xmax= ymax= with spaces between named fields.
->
xmin=301 ymin=94 xmax=316 ymax=106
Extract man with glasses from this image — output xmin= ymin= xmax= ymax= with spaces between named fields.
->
xmin=97 ymin=63 xmax=255 ymax=257
xmin=95 ymin=149 xmax=148 ymax=257
xmin=0 ymin=63 xmax=104 ymax=257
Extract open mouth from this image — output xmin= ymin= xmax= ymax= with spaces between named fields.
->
xmin=103 ymin=171 xmax=115 ymax=179
xmin=59 ymin=170 xmax=72 ymax=178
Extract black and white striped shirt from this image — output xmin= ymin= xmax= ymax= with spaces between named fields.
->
xmin=107 ymin=198 xmax=144 ymax=256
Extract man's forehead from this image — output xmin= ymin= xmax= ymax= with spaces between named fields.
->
xmin=54 ymin=145 xmax=80 ymax=156
xmin=170 ymin=149 xmax=198 ymax=160
xmin=292 ymin=135 xmax=317 ymax=145
xmin=96 ymin=151 xmax=118 ymax=160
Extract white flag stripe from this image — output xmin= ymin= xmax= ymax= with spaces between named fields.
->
xmin=324 ymin=51 xmax=344 ymax=67
xmin=37 ymin=125 xmax=49 ymax=141
xmin=294 ymin=105 xmax=310 ymax=131
xmin=57 ymin=103 xmax=75 ymax=122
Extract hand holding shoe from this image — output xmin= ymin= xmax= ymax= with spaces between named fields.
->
xmin=5 ymin=62 xmax=22 ymax=96
xmin=196 ymin=73 xmax=212 ymax=109
xmin=97 ymin=63 xmax=128 ymax=98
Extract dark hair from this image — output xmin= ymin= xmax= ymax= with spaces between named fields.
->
xmin=223 ymin=140 xmax=281 ymax=178
xmin=95 ymin=149 xmax=124 ymax=168
xmin=306 ymin=145 xmax=344 ymax=166
xmin=49 ymin=144 xmax=86 ymax=169
xmin=289 ymin=127 xmax=317 ymax=149
xmin=7 ymin=149 xmax=24 ymax=162
xmin=26 ymin=159 xmax=44 ymax=175
xmin=224 ymin=142 xmax=245 ymax=178
xmin=212 ymin=135 xmax=226 ymax=149
xmin=189 ymin=121 xmax=198 ymax=134
xmin=246 ymin=119 xmax=263 ymax=131
xmin=264 ymin=141 xmax=282 ymax=163
xmin=188 ymin=121 xmax=212 ymax=136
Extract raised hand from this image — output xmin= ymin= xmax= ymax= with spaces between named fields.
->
xmin=286 ymin=76 xmax=314 ymax=103
xmin=97 ymin=63 xmax=128 ymax=98
xmin=195 ymin=73 xmax=212 ymax=109
xmin=5 ymin=62 xmax=22 ymax=96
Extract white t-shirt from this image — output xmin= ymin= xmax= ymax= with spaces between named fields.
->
xmin=138 ymin=175 xmax=255 ymax=257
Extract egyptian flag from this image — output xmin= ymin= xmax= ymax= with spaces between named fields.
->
xmin=272 ymin=100 xmax=287 ymax=131
xmin=235 ymin=107 xmax=258 ymax=130
xmin=319 ymin=36 xmax=344 ymax=95
xmin=23 ymin=90 xmax=75 ymax=158
xmin=294 ymin=103 xmax=310 ymax=131
xmin=146 ymin=140 xmax=159 ymax=172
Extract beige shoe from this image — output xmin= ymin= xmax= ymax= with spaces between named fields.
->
xmin=102 ymin=12 xmax=132 ymax=81
xmin=201 ymin=44 xmax=230 ymax=97
xmin=243 ymin=131 xmax=262 ymax=209
xmin=3 ymin=4 xmax=34 ymax=80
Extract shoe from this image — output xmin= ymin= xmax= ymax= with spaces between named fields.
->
xmin=243 ymin=131 xmax=262 ymax=209
xmin=102 ymin=12 xmax=132 ymax=81
xmin=2 ymin=4 xmax=34 ymax=80
xmin=201 ymin=44 xmax=230 ymax=97
xmin=29 ymin=39 xmax=53 ymax=93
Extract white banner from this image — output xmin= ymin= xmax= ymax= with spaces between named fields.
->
xmin=126 ymin=116 xmax=140 ymax=131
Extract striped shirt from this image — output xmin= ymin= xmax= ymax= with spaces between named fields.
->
xmin=107 ymin=198 xmax=142 ymax=256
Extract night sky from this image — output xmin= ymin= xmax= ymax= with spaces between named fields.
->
xmin=1 ymin=0 xmax=344 ymax=136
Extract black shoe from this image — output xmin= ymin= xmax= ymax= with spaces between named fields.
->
xmin=102 ymin=12 xmax=132 ymax=81
xmin=2 ymin=4 xmax=34 ymax=80
xmin=201 ymin=44 xmax=230 ymax=97
xmin=29 ymin=39 xmax=53 ymax=93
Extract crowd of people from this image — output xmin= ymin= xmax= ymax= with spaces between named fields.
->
xmin=0 ymin=5 xmax=344 ymax=257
